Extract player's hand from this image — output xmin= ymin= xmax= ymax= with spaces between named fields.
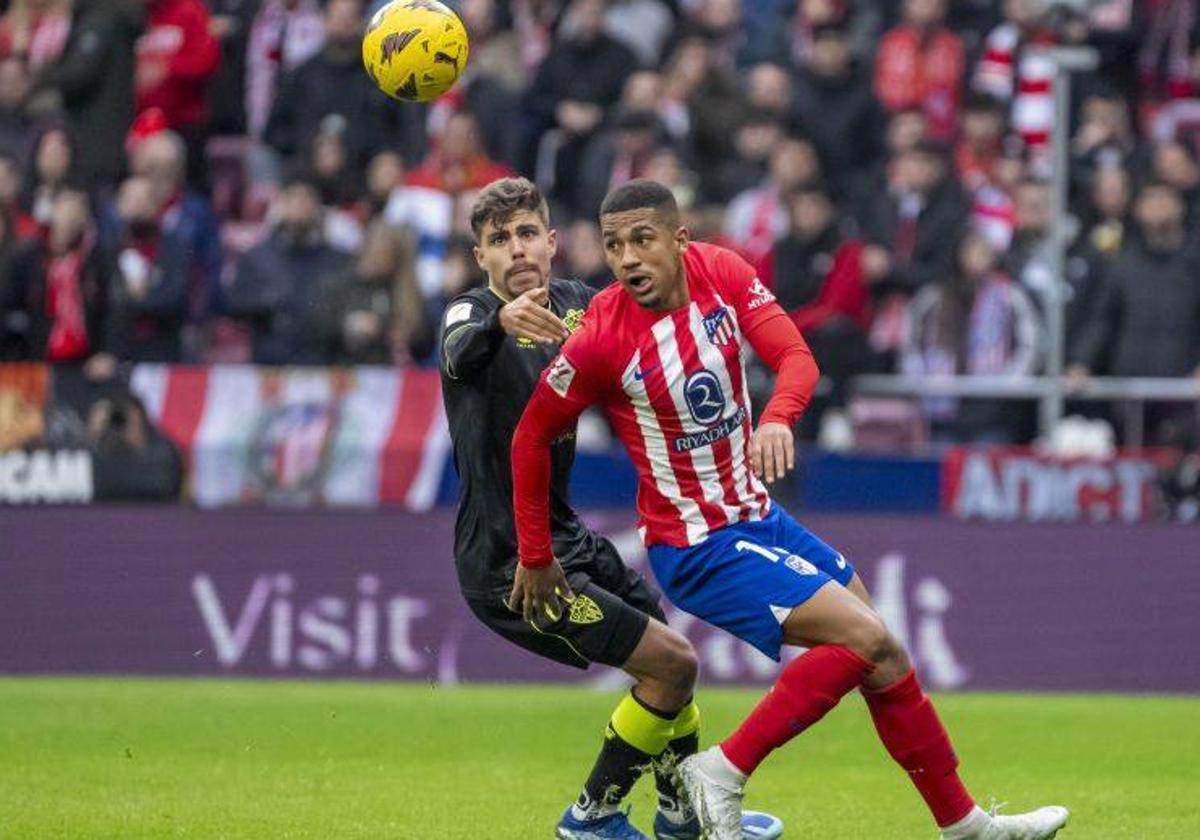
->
xmin=499 ymin=287 xmax=570 ymax=345
xmin=751 ymin=421 xmax=795 ymax=485
xmin=508 ymin=559 xmax=574 ymax=624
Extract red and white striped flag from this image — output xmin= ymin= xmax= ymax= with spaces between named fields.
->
xmin=131 ymin=365 xmax=449 ymax=510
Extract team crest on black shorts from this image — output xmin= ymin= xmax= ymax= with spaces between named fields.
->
xmin=569 ymin=594 xmax=604 ymax=624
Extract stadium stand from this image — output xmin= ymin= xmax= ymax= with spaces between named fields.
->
xmin=0 ymin=0 xmax=1197 ymax=500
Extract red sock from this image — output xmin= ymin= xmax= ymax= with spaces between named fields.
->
xmin=863 ymin=670 xmax=975 ymax=827
xmin=720 ymin=645 xmax=874 ymax=775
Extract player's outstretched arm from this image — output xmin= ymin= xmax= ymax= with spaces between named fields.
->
xmin=744 ymin=307 xmax=820 ymax=483
xmin=510 ymin=383 xmax=586 ymax=566
xmin=442 ymin=290 xmax=572 ymax=380
xmin=498 ymin=287 xmax=571 ymax=345
xmin=509 ymin=383 xmax=588 ymax=621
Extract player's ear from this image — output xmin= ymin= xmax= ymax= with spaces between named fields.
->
xmin=675 ymin=226 xmax=690 ymax=252
xmin=472 ymin=244 xmax=486 ymax=271
xmin=546 ymin=227 xmax=558 ymax=259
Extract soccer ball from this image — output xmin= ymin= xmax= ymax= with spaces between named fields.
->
xmin=362 ymin=0 xmax=470 ymax=103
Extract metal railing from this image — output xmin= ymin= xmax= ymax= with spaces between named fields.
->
xmin=851 ymin=375 xmax=1200 ymax=448
xmin=843 ymin=47 xmax=1200 ymax=451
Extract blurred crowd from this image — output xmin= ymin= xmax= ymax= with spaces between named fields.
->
xmin=0 ymin=0 xmax=1197 ymax=446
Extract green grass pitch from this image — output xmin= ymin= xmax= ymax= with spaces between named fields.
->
xmin=1 ymin=678 xmax=1197 ymax=839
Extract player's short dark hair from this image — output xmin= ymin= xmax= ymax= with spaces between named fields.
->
xmin=599 ymin=179 xmax=680 ymax=226
xmin=469 ymin=177 xmax=550 ymax=240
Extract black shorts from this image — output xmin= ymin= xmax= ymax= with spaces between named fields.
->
xmin=465 ymin=538 xmax=666 ymax=670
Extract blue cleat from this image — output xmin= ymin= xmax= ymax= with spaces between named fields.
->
xmin=739 ymin=811 xmax=785 ymax=839
xmin=556 ymin=806 xmax=651 ymax=839
xmin=652 ymin=809 xmax=701 ymax=840
xmin=653 ymin=809 xmax=784 ymax=840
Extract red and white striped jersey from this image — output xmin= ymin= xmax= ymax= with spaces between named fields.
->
xmin=542 ymin=242 xmax=780 ymax=548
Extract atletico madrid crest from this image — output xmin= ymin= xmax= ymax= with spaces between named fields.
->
xmin=702 ymin=308 xmax=735 ymax=346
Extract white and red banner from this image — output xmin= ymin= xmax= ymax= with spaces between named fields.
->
xmin=943 ymin=447 xmax=1175 ymax=523
xmin=131 ymin=365 xmax=449 ymax=510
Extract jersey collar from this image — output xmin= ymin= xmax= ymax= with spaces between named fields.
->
xmin=487 ymin=279 xmax=560 ymax=310
xmin=486 ymin=284 xmax=512 ymax=304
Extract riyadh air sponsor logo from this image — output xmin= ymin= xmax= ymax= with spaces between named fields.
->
xmin=683 ymin=369 xmax=725 ymax=426
xmin=673 ymin=406 xmax=746 ymax=452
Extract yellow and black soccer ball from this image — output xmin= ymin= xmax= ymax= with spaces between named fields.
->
xmin=362 ymin=0 xmax=469 ymax=103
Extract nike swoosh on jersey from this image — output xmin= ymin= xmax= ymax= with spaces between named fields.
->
xmin=633 ymin=364 xmax=661 ymax=381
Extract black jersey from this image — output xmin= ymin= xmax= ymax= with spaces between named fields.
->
xmin=440 ymin=279 xmax=598 ymax=598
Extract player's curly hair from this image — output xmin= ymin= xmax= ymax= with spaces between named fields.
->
xmin=469 ymin=177 xmax=550 ymax=240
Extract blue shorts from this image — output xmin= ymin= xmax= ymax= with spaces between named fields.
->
xmin=647 ymin=505 xmax=856 ymax=661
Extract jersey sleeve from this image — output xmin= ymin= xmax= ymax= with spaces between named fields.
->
xmin=511 ymin=314 xmax=610 ymax=567
xmin=745 ymin=311 xmax=820 ymax=427
xmin=710 ymin=245 xmax=819 ymax=427
xmin=440 ymin=294 xmax=504 ymax=381
xmin=712 ymin=247 xmax=780 ymax=333
xmin=538 ymin=308 xmax=611 ymax=409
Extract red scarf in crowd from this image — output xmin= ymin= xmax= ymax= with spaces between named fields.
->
xmin=975 ymin=23 xmax=1058 ymax=175
xmin=44 ymin=248 xmax=90 ymax=361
